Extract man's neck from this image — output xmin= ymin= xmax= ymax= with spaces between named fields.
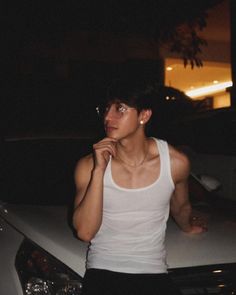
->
xmin=116 ymin=135 xmax=149 ymax=166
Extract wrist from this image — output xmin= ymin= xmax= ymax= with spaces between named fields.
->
xmin=92 ymin=166 xmax=106 ymax=176
xmin=181 ymin=223 xmax=193 ymax=233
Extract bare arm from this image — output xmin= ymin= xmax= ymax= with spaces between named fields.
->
xmin=72 ymin=137 xmax=117 ymax=242
xmin=170 ymin=148 xmax=206 ymax=234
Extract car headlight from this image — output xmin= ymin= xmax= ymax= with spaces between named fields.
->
xmin=15 ymin=239 xmax=83 ymax=295
xmin=169 ymin=263 xmax=236 ymax=295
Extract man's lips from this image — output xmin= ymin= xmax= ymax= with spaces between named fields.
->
xmin=105 ymin=126 xmax=117 ymax=132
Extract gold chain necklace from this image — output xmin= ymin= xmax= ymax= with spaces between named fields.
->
xmin=116 ymin=145 xmax=148 ymax=168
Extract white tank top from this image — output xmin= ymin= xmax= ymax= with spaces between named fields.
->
xmin=87 ymin=138 xmax=175 ymax=273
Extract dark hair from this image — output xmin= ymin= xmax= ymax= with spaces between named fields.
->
xmin=106 ymin=77 xmax=161 ymax=113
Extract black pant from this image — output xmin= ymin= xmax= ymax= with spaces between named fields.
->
xmin=81 ymin=268 xmax=181 ymax=295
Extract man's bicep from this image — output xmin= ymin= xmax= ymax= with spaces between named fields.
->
xmin=170 ymin=180 xmax=189 ymax=212
xmin=74 ymin=157 xmax=93 ymax=208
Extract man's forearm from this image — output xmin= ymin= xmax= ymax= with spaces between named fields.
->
xmin=171 ymin=202 xmax=193 ymax=232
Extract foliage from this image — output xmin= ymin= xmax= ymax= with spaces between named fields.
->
xmin=74 ymin=0 xmax=224 ymax=67
xmin=5 ymin=0 xmax=224 ymax=68
xmin=101 ymin=0 xmax=224 ymax=67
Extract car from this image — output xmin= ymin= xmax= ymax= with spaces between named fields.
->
xmin=1 ymin=136 xmax=236 ymax=295
xmin=162 ymin=106 xmax=236 ymax=156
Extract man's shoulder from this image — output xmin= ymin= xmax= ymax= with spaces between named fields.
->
xmin=80 ymin=153 xmax=94 ymax=163
xmin=168 ymin=144 xmax=190 ymax=180
xmin=75 ymin=153 xmax=94 ymax=172
xmin=168 ymin=144 xmax=189 ymax=161
xmin=151 ymin=137 xmax=189 ymax=168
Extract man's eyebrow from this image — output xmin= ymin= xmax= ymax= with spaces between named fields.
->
xmin=106 ymin=99 xmax=124 ymax=106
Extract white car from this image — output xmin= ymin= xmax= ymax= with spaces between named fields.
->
xmin=1 ymin=136 xmax=236 ymax=295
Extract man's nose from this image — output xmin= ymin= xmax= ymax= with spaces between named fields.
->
xmin=104 ymin=105 xmax=116 ymax=120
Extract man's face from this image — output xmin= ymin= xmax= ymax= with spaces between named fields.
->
xmin=102 ymin=101 xmax=140 ymax=140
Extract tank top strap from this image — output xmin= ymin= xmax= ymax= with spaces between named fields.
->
xmin=153 ymin=138 xmax=174 ymax=188
xmin=104 ymin=155 xmax=113 ymax=187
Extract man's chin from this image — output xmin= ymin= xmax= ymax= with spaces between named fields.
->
xmin=105 ymin=130 xmax=119 ymax=140
xmin=106 ymin=134 xmax=119 ymax=140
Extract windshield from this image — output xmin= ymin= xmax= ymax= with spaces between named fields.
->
xmin=3 ymin=137 xmax=96 ymax=206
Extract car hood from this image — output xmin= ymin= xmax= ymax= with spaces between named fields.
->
xmin=1 ymin=202 xmax=236 ymax=274
xmin=0 ymin=202 xmax=88 ymax=276
xmin=166 ymin=212 xmax=236 ymax=268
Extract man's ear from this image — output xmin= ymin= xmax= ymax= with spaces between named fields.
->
xmin=139 ymin=109 xmax=152 ymax=125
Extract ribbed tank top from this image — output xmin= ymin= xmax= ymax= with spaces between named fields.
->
xmin=87 ymin=138 xmax=175 ymax=273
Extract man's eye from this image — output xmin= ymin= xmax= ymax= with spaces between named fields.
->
xmin=117 ymin=105 xmax=126 ymax=113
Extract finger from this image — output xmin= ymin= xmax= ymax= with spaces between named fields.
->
xmin=98 ymin=137 xmax=117 ymax=144
xmin=102 ymin=150 xmax=111 ymax=162
xmin=93 ymin=142 xmax=117 ymax=157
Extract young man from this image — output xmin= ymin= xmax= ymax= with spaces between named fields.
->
xmin=73 ymin=78 xmax=206 ymax=295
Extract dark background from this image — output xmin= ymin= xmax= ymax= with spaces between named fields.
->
xmin=1 ymin=1 xmax=236 ymax=206
xmin=3 ymin=0 xmax=234 ymax=138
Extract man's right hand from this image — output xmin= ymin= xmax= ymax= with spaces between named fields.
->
xmin=93 ymin=138 xmax=117 ymax=170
